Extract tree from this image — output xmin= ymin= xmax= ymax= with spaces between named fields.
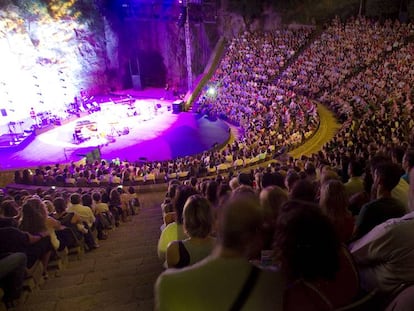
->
xmin=226 ymin=0 xmax=265 ymax=29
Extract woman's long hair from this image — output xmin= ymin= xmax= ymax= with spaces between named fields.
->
xmin=274 ymin=200 xmax=340 ymax=281
xmin=20 ymin=197 xmax=48 ymax=234
xmin=319 ymin=179 xmax=350 ymax=224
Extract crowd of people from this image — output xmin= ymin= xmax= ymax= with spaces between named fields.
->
xmin=197 ymin=27 xmax=320 ymax=153
xmin=0 ymin=185 xmax=140 ymax=308
xmin=11 ymin=28 xmax=320 ymax=189
xmin=3 ymin=14 xmax=414 ymax=310
xmin=154 ymin=152 xmax=414 ymax=310
xmin=154 ymin=15 xmax=414 ymax=311
xmin=280 ymin=16 xmax=412 ymax=97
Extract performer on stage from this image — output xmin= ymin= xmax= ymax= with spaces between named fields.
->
xmin=30 ymin=107 xmax=37 ymax=127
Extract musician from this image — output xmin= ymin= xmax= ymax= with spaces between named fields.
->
xmin=30 ymin=108 xmax=37 ymax=127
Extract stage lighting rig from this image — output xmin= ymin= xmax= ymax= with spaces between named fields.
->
xmin=176 ymin=4 xmax=187 ymax=27
xmin=207 ymin=86 xmax=216 ymax=97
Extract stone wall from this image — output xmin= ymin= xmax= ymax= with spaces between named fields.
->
xmin=0 ymin=2 xmax=110 ymax=121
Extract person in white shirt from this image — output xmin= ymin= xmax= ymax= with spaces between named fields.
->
xmin=350 ymin=211 xmax=414 ymax=297
xmin=67 ymin=193 xmax=95 ymax=228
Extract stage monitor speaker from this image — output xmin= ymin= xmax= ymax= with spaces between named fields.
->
xmin=172 ymin=100 xmax=184 ymax=114
xmin=85 ymin=147 xmax=101 ymax=163
xmin=0 ymin=109 xmax=7 ymax=117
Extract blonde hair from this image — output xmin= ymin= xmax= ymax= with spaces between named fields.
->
xmin=260 ymin=186 xmax=288 ymax=223
xmin=183 ymin=195 xmax=213 ymax=238
xmin=319 ymin=180 xmax=349 ymax=221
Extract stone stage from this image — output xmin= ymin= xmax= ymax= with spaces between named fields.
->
xmin=0 ymin=89 xmax=230 ymax=170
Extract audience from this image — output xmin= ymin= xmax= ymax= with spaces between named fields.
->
xmin=157 ymin=185 xmax=197 ymax=261
xmin=353 ymin=162 xmax=406 ymax=240
xmin=155 ymin=194 xmax=284 ymax=311
xmin=166 ymin=195 xmax=215 ymax=268
xmin=0 ymin=253 xmax=27 ymax=309
xmin=3 ymin=15 xmax=414 ymax=309
xmin=350 ymin=208 xmax=414 ymax=305
xmin=319 ymin=179 xmax=354 ymax=243
xmin=274 ymin=200 xmax=359 ymax=311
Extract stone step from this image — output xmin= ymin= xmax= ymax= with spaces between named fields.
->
xmin=17 ymin=192 xmax=165 ymax=311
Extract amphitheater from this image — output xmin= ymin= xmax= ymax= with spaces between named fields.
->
xmin=1 ymin=4 xmax=414 ymax=311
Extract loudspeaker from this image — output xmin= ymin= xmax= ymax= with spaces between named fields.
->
xmin=172 ymin=100 xmax=184 ymax=114
xmin=0 ymin=109 xmax=7 ymax=117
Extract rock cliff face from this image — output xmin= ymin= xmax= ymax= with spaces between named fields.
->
xmin=0 ymin=2 xmax=108 ymax=120
xmin=0 ymin=0 xmax=282 ymax=119
xmin=112 ymin=18 xmax=219 ymax=93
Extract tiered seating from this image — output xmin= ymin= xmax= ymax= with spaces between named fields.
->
xmin=0 ymin=187 xmax=141 ymax=308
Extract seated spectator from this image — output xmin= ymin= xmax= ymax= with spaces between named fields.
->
xmin=402 ymin=149 xmax=414 ymax=184
xmin=289 ymin=179 xmax=317 ymax=203
xmin=353 ymin=162 xmax=407 ymax=240
xmin=52 ymin=197 xmax=85 ymax=246
xmin=19 ymin=197 xmax=55 ymax=276
xmin=155 ymin=194 xmax=284 ymax=311
xmin=319 ymin=180 xmax=354 ymax=243
xmin=0 ymin=200 xmax=19 ymax=228
xmin=166 ymin=195 xmax=215 ymax=268
xmin=67 ymin=193 xmax=95 ymax=229
xmin=110 ymin=172 xmax=121 ymax=185
xmin=119 ymin=187 xmax=131 ymax=222
xmin=350 ymin=210 xmax=414 ymax=302
xmin=126 ymin=186 xmax=140 ymax=215
xmin=92 ymin=192 xmax=112 ymax=240
xmin=0 ymin=252 xmax=27 ymax=308
xmin=89 ymin=173 xmax=100 ymax=185
xmin=32 ymin=169 xmax=44 ymax=186
xmin=66 ymin=193 xmax=98 ymax=249
xmin=157 ymin=185 xmax=197 ymax=261
xmin=108 ymin=188 xmax=122 ymax=226
xmin=274 ymin=200 xmax=359 ymax=311
xmin=259 ymin=186 xmax=288 ymax=250
xmin=76 ymin=172 xmax=88 ymax=187
xmin=344 ymin=160 xmax=364 ymax=198
xmin=14 ymin=170 xmax=22 ymax=184
xmin=349 ymin=167 xmax=373 ymax=216
xmin=229 ymin=177 xmax=240 ymax=191
xmin=238 ymin=172 xmax=253 ymax=187
xmin=205 ymin=180 xmax=219 ymax=206
xmin=65 ymin=174 xmax=76 ymax=185
xmin=285 ymin=170 xmax=300 ymax=194
xmin=21 ymin=169 xmax=32 ymax=185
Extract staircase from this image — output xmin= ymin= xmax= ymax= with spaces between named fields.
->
xmin=16 ymin=192 xmax=165 ymax=311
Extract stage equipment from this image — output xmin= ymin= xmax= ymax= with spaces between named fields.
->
xmin=172 ymin=100 xmax=184 ymax=113
xmin=73 ymin=120 xmax=98 ymax=143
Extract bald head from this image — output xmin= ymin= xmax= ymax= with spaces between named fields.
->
xmin=218 ymin=194 xmax=263 ymax=254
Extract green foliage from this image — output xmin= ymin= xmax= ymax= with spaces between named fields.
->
xmin=227 ymin=0 xmax=265 ymax=24
xmin=271 ymin=0 xmax=360 ymax=23
xmin=9 ymin=1 xmax=48 ymax=20
xmin=266 ymin=0 xmax=407 ymax=23
xmin=365 ymin=0 xmax=400 ymax=18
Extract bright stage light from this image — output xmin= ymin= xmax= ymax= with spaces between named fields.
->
xmin=207 ymin=86 xmax=216 ymax=96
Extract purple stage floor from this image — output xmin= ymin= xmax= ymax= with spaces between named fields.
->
xmin=0 ymin=89 xmax=230 ymax=170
